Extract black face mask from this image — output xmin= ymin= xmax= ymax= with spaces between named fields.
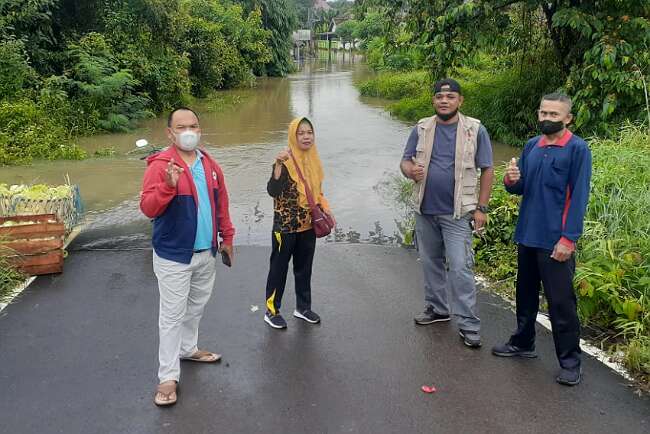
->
xmin=539 ymin=120 xmax=565 ymax=135
xmin=437 ymin=109 xmax=458 ymax=122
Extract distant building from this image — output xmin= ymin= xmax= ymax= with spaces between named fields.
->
xmin=313 ymin=0 xmax=331 ymax=12
xmin=329 ymin=16 xmax=349 ymax=33
xmin=292 ymin=29 xmax=312 ymax=42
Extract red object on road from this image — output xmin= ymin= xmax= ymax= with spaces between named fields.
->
xmin=421 ymin=385 xmax=436 ymax=393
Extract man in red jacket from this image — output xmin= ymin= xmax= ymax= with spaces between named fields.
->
xmin=140 ymin=107 xmax=235 ymax=406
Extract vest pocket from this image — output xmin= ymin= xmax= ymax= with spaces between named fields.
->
xmin=461 ymin=168 xmax=478 ymax=195
xmin=462 ymin=185 xmax=477 ymax=196
xmin=414 ymin=149 xmax=427 ymax=166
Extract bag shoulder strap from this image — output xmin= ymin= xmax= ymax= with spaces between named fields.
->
xmin=289 ymin=151 xmax=317 ymax=208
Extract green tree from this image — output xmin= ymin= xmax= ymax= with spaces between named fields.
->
xmin=0 ymin=39 xmax=38 ymax=99
xmin=291 ymin=0 xmax=313 ymax=27
xmin=335 ymin=20 xmax=359 ymax=49
xmin=0 ymin=0 xmax=59 ymax=74
xmin=360 ymin=0 xmax=650 ymax=132
xmin=238 ymin=0 xmax=298 ymax=76
xmin=0 ymin=98 xmax=85 ymax=164
xmin=46 ymin=33 xmax=151 ymax=132
xmin=353 ymin=10 xmax=387 ymax=49
xmin=96 ymin=0 xmax=191 ymax=111
xmin=191 ymin=2 xmax=271 ymax=77
xmin=177 ymin=0 xmax=272 ymax=96
xmin=0 ymin=0 xmax=290 ymax=164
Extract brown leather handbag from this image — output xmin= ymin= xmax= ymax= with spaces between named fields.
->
xmin=289 ymin=152 xmax=334 ymax=238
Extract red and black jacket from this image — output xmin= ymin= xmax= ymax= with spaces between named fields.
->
xmin=140 ymin=146 xmax=235 ymax=264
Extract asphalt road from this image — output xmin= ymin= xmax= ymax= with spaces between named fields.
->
xmin=0 ymin=244 xmax=648 ymax=434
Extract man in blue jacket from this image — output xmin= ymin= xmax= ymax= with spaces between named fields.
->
xmin=141 ymin=107 xmax=235 ymax=405
xmin=492 ymin=93 xmax=592 ymax=386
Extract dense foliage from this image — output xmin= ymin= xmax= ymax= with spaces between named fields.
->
xmin=0 ymin=0 xmax=300 ymax=164
xmin=239 ymin=0 xmax=297 ymax=77
xmin=358 ymin=54 xmax=562 ymax=146
xmin=354 ymin=1 xmax=650 ymax=137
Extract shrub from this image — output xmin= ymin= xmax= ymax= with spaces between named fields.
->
xmin=365 ymin=37 xmax=387 ymax=70
xmin=388 ymin=94 xmax=432 ymax=123
xmin=358 ymin=70 xmax=429 ymax=100
xmin=0 ymin=253 xmax=26 ymax=304
xmin=0 ymin=99 xmax=86 ymax=165
xmin=43 ymin=33 xmax=152 ymax=134
xmin=574 ymin=125 xmax=650 ymax=340
xmin=0 ymin=38 xmax=38 ymax=99
xmin=456 ymin=52 xmax=564 ymax=146
xmin=624 ymin=336 xmax=650 ymax=378
xmin=117 ymin=46 xmax=192 ymax=113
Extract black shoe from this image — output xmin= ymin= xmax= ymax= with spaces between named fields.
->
xmin=556 ymin=367 xmax=582 ymax=386
xmin=491 ymin=342 xmax=538 ymax=358
xmin=293 ymin=309 xmax=321 ymax=324
xmin=459 ymin=329 xmax=482 ymax=348
xmin=414 ymin=306 xmax=450 ymax=325
xmin=264 ymin=312 xmax=287 ymax=329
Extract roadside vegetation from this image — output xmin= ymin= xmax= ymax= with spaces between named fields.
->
xmin=0 ymin=252 xmax=26 ymax=304
xmin=354 ymin=1 xmax=649 ymax=144
xmin=354 ymin=0 xmax=649 ymax=384
xmin=0 ymin=0 xmax=300 ymax=165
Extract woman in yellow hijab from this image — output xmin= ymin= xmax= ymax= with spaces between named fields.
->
xmin=264 ymin=117 xmax=334 ymax=329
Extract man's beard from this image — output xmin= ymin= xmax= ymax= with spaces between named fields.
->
xmin=437 ymin=109 xmax=458 ymax=121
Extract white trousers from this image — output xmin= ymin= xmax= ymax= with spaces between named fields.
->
xmin=153 ymin=250 xmax=217 ymax=383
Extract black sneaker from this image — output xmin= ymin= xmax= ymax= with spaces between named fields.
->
xmin=556 ymin=367 xmax=582 ymax=386
xmin=459 ymin=329 xmax=482 ymax=348
xmin=491 ymin=342 xmax=538 ymax=358
xmin=414 ymin=306 xmax=450 ymax=325
xmin=293 ymin=309 xmax=321 ymax=324
xmin=264 ymin=312 xmax=287 ymax=329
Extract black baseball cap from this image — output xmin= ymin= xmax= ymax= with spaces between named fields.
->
xmin=433 ymin=78 xmax=462 ymax=95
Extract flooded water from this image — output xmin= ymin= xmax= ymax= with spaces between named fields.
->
xmin=1 ymin=54 xmax=517 ymax=246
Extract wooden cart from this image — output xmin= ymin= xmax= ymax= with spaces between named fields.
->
xmin=0 ymin=214 xmax=65 ymax=275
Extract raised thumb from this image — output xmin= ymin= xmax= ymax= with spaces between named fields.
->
xmin=509 ymin=157 xmax=517 ymax=167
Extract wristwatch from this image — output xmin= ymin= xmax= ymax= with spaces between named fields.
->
xmin=476 ymin=204 xmax=489 ymax=214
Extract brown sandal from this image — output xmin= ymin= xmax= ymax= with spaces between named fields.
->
xmin=154 ymin=381 xmax=177 ymax=406
xmin=180 ymin=350 xmax=221 ymax=363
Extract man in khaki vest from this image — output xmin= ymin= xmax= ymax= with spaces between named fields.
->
xmin=401 ymin=78 xmax=494 ymax=348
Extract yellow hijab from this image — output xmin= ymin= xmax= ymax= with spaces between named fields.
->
xmin=283 ymin=117 xmax=325 ymax=209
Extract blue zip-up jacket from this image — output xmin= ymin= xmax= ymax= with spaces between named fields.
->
xmin=505 ymin=130 xmax=592 ymax=251
xmin=140 ymin=146 xmax=235 ymax=264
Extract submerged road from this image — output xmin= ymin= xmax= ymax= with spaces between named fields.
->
xmin=0 ymin=244 xmax=648 ymax=434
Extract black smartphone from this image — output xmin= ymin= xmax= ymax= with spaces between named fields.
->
xmin=221 ymin=249 xmax=232 ymax=267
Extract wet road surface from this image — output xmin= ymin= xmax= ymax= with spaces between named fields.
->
xmin=0 ymin=244 xmax=647 ymax=434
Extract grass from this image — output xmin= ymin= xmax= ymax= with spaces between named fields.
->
xmin=93 ymin=147 xmax=117 ymax=157
xmin=358 ymin=70 xmax=430 ymax=100
xmin=0 ymin=251 xmax=26 ymax=304
xmin=356 ymin=57 xmax=562 ymax=146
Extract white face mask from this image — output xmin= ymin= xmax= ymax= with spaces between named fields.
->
xmin=175 ymin=130 xmax=200 ymax=151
